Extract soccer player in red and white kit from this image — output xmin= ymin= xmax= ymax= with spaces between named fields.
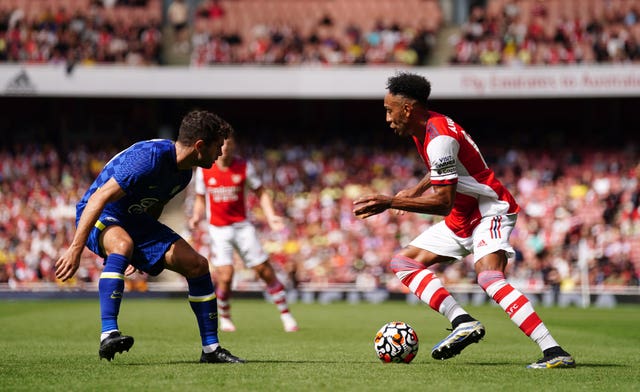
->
xmin=189 ymin=135 xmax=298 ymax=332
xmin=353 ymin=72 xmax=575 ymax=369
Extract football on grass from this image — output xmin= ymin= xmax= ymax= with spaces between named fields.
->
xmin=374 ymin=321 xmax=419 ymax=363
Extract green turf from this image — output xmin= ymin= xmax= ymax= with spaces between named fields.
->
xmin=1 ymin=299 xmax=638 ymax=392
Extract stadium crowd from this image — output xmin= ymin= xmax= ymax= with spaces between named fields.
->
xmin=2 ymin=0 xmax=640 ymax=66
xmin=0 ymin=0 xmax=162 ymax=65
xmin=450 ymin=0 xmax=640 ymax=65
xmin=1 ymin=142 xmax=638 ymax=294
xmin=188 ymin=6 xmax=439 ymax=66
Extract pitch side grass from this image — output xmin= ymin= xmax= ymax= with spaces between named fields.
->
xmin=1 ymin=299 xmax=638 ymax=391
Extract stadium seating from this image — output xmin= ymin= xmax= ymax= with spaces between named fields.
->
xmin=1 ymin=143 xmax=637 ymax=293
xmin=450 ymin=0 xmax=640 ymax=65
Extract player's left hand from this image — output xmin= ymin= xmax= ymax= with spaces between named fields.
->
xmin=124 ymin=265 xmax=141 ymax=276
xmin=353 ymin=194 xmax=393 ymax=219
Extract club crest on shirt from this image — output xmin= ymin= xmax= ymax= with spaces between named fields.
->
xmin=231 ymin=174 xmax=242 ymax=184
xmin=207 ymin=178 xmax=217 ymax=186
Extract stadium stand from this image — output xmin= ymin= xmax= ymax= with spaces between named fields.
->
xmin=0 ymin=0 xmax=162 ymax=64
xmin=3 ymin=0 xmax=640 ymax=66
xmin=186 ymin=0 xmax=443 ymax=66
xmin=449 ymin=0 xmax=640 ymax=65
xmin=1 ymin=142 xmax=638 ymax=296
xmin=0 ymin=0 xmax=638 ymax=302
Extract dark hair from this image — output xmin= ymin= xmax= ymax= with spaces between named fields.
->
xmin=177 ymin=110 xmax=233 ymax=146
xmin=386 ymin=72 xmax=431 ymax=107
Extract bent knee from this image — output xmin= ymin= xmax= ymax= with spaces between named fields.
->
xmin=104 ymin=239 xmax=134 ymax=259
xmin=190 ymin=255 xmax=210 ymax=277
xmin=176 ymin=254 xmax=210 ymax=279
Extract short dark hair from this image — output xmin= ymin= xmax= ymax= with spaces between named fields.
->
xmin=386 ymin=72 xmax=431 ymax=107
xmin=177 ymin=110 xmax=233 ymax=146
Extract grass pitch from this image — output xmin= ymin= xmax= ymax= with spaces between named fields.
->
xmin=1 ymin=298 xmax=638 ymax=392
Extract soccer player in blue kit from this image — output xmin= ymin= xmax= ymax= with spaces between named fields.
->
xmin=55 ymin=110 xmax=245 ymax=364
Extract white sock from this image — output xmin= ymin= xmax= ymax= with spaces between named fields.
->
xmin=100 ymin=329 xmax=118 ymax=342
xmin=202 ymin=343 xmax=220 ymax=353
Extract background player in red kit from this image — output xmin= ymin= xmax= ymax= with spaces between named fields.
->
xmin=189 ymin=135 xmax=298 ymax=332
xmin=353 ymin=72 xmax=575 ymax=369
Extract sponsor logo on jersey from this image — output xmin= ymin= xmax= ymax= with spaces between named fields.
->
xmin=208 ymin=186 xmax=240 ymax=202
xmin=128 ymin=197 xmax=160 ymax=214
xmin=434 ymin=156 xmax=456 ymax=175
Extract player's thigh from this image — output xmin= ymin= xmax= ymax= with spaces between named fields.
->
xmin=163 ymin=238 xmax=209 ymax=278
xmin=407 ymin=220 xmax=471 ymax=266
xmin=207 ymin=225 xmax=236 ymax=267
xmin=99 ymin=225 xmax=135 ymax=258
xmin=231 ymin=222 xmax=268 ymax=268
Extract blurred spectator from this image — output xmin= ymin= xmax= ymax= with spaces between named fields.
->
xmin=450 ymin=0 xmax=640 ymax=66
xmin=1 ymin=141 xmax=638 ymax=292
xmin=168 ymin=0 xmax=189 ymax=34
xmin=0 ymin=0 xmax=161 ymax=65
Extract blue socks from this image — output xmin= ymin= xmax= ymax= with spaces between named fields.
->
xmin=99 ymin=253 xmax=128 ymax=334
xmin=187 ymin=274 xmax=219 ymax=349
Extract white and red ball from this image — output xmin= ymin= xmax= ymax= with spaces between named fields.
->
xmin=374 ymin=321 xmax=419 ymax=363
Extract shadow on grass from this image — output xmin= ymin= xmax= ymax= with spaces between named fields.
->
xmin=110 ymin=358 xmax=629 ymax=368
xmin=465 ymin=361 xmax=625 ymax=368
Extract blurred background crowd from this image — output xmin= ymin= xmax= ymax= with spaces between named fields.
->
xmin=0 ymin=0 xmax=639 ymax=294
xmin=1 ymin=0 xmax=640 ymax=66
xmin=1 ymin=141 xmax=638 ymax=293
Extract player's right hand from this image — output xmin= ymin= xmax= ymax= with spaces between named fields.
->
xmin=55 ymin=249 xmax=81 ymax=282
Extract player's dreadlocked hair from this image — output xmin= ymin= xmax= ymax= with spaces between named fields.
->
xmin=178 ymin=110 xmax=234 ymax=146
xmin=386 ymin=72 xmax=431 ymax=107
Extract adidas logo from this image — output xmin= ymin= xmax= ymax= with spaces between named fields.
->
xmin=5 ymin=70 xmax=36 ymax=95
xmin=477 ymin=240 xmax=487 ymax=247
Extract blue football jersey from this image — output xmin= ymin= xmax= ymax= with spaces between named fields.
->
xmin=77 ymin=139 xmax=192 ymax=218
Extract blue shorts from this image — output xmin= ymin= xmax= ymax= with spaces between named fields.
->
xmin=83 ymin=213 xmax=181 ymax=276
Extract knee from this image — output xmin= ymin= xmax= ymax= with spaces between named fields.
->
xmin=477 ymin=270 xmax=505 ymax=291
xmin=215 ymin=265 xmax=234 ymax=284
xmin=107 ymin=238 xmax=134 ymax=259
xmin=254 ymin=262 xmax=274 ymax=281
xmin=185 ymin=255 xmax=210 ymax=278
xmin=389 ymin=254 xmax=423 ymax=274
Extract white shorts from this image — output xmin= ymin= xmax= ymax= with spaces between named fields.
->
xmin=207 ymin=220 xmax=268 ymax=268
xmin=409 ymin=214 xmax=517 ymax=263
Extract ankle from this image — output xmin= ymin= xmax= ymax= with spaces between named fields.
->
xmin=451 ymin=314 xmax=476 ymax=329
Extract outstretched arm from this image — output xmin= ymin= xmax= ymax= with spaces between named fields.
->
xmin=55 ymin=177 xmax=126 ymax=281
xmin=353 ymin=183 xmax=456 ymax=219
